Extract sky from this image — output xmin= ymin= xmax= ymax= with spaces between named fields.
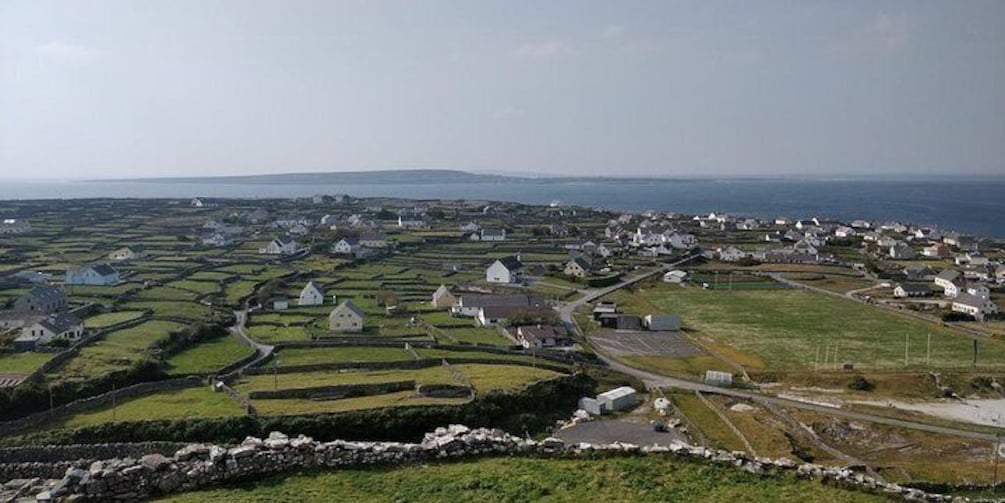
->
xmin=1 ymin=1 xmax=1004 ymax=179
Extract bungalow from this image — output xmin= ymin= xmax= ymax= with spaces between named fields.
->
xmin=259 ymin=236 xmax=300 ymax=255
xmin=452 ymin=294 xmax=546 ymax=318
xmin=876 ymin=236 xmax=898 ymax=249
xmin=764 ymin=232 xmax=783 ymax=243
xmin=794 ymin=219 xmax=816 ymax=230
xmin=202 ymin=233 xmax=232 ymax=247
xmin=13 ymin=285 xmax=67 ymax=314
xmin=834 ymin=226 xmax=856 ymax=238
xmin=0 ymin=218 xmax=31 ymax=234
xmin=486 ymin=256 xmax=523 ymax=284
xmin=329 ymin=300 xmax=365 ymax=332
xmin=663 ymin=270 xmax=689 ymax=284
xmin=564 ymin=257 xmax=594 ymax=278
xmin=20 ymin=313 xmax=84 ymax=347
xmin=513 ymin=325 xmax=572 ymax=349
xmin=65 ymin=264 xmax=119 ymax=286
xmin=592 ymin=301 xmax=617 ymax=320
xmin=332 ymin=238 xmax=360 ymax=255
xmin=934 ymin=270 xmax=964 ymax=297
xmin=299 ymin=281 xmax=325 ymax=306
xmin=893 ymin=284 xmax=932 ymax=298
xmin=358 ymin=231 xmax=387 ymax=248
xmin=736 ymin=219 xmax=760 ymax=231
xmin=951 ymin=293 xmax=999 ymax=321
xmin=717 ymin=246 xmax=747 ymax=262
xmin=644 ymin=314 xmax=681 ymax=331
xmin=922 ymin=243 xmax=951 ymax=258
xmin=108 ymin=247 xmax=136 ymax=261
xmin=476 ymin=305 xmax=529 ymax=327
xmin=479 ymin=228 xmax=507 ymax=242
xmin=431 ymin=285 xmax=456 ymax=309
xmin=793 ymin=240 xmax=819 ymax=256
xmin=889 ymin=243 xmax=916 ymax=260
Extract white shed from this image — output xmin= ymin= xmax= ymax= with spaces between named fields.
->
xmin=704 ymin=370 xmax=733 ymax=387
xmin=597 ymin=386 xmax=638 ymax=412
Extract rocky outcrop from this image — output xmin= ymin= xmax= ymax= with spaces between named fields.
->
xmin=0 ymin=425 xmax=964 ymax=502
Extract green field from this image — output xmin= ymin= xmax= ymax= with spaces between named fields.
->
xmin=84 ymin=311 xmax=146 ymax=329
xmin=604 ymin=283 xmax=1005 ymax=371
xmin=167 ymin=335 xmax=254 ymax=375
xmin=0 ymin=352 xmax=53 ymax=376
xmin=157 ymin=455 xmax=884 ymax=503
xmin=274 ymin=346 xmax=413 ymax=366
xmin=47 ymin=320 xmax=187 ymax=381
xmin=42 ymin=386 xmax=244 ymax=430
xmin=252 ymin=391 xmax=467 ymax=416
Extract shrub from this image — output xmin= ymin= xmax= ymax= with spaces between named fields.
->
xmin=847 ymin=375 xmax=875 ymax=392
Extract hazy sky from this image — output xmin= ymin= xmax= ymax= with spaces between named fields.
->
xmin=2 ymin=1 xmax=1004 ymax=179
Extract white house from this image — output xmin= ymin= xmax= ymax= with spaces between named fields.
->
xmin=329 ymin=300 xmax=365 ymax=332
xmin=0 ymin=218 xmax=31 ymax=234
xmin=486 ymin=256 xmax=523 ymax=284
xmin=513 ymin=325 xmax=571 ymax=349
xmin=893 ymin=284 xmax=932 ymax=298
xmin=359 ymin=231 xmax=387 ymax=248
xmin=20 ymin=313 xmax=84 ymax=346
xmin=299 ymin=281 xmax=325 ymax=306
xmin=332 ymin=238 xmax=360 ymax=255
xmin=480 ymin=228 xmax=506 ymax=242
xmin=663 ymin=270 xmax=688 ymax=284
xmin=259 ymin=236 xmax=300 ymax=255
xmin=934 ymin=270 xmax=964 ymax=297
xmin=190 ymin=198 xmax=204 ymax=207
xmin=717 ymin=246 xmax=747 ymax=262
xmin=65 ymin=264 xmax=119 ymax=286
xmin=459 ymin=222 xmax=480 ymax=233
xmin=951 ymin=293 xmax=999 ymax=321
xmin=202 ymin=233 xmax=232 ymax=247
xmin=108 ymin=247 xmax=136 ymax=261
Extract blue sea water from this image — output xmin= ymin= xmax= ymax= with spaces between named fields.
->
xmin=1 ymin=178 xmax=1003 ymax=238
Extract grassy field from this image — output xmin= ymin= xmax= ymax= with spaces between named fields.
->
xmin=251 ymin=391 xmax=467 ymax=416
xmin=41 ymin=386 xmax=244 ymax=430
xmin=167 ymin=335 xmax=254 ymax=375
xmin=157 ymin=455 xmax=886 ymax=503
xmin=605 ymin=283 xmax=1005 ymax=371
xmin=84 ymin=311 xmax=146 ymax=329
xmin=274 ymin=346 xmax=413 ymax=366
xmin=0 ymin=352 xmax=53 ymax=376
xmin=670 ymin=392 xmax=746 ymax=452
xmin=235 ymin=364 xmax=560 ymax=394
xmin=47 ymin=320 xmax=187 ymax=381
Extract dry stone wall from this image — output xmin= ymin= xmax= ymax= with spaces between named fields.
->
xmin=0 ymin=425 xmax=966 ymax=502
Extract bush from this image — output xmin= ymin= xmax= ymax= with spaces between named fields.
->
xmin=847 ymin=375 xmax=875 ymax=392
xmin=941 ymin=312 xmax=975 ymax=322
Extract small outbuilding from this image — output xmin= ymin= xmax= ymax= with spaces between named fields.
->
xmin=597 ymin=386 xmax=638 ymax=412
xmin=644 ymin=314 xmax=681 ymax=331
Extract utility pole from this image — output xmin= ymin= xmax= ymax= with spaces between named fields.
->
xmin=904 ymin=333 xmax=909 ymax=367
xmin=273 ymin=359 xmax=279 ymax=392
xmin=714 ymin=271 xmax=719 ymax=291
xmin=814 ymin=345 xmax=820 ymax=373
xmin=111 ymin=383 xmax=117 ymax=421
xmin=728 ymin=271 xmax=733 ymax=292
xmin=926 ymin=333 xmax=931 ymax=367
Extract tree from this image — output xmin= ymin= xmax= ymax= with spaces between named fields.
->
xmin=375 ymin=290 xmax=398 ymax=307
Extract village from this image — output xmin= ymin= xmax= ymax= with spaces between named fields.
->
xmin=0 ymin=195 xmax=1004 ymax=496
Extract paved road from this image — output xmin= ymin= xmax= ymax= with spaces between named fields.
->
xmin=226 ymin=309 xmax=275 ymax=376
xmin=556 ymin=260 xmax=1003 ymax=442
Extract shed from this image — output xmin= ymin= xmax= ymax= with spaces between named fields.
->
xmin=271 ymin=297 xmax=289 ymax=311
xmin=644 ymin=314 xmax=681 ymax=331
xmin=704 ymin=370 xmax=733 ymax=387
xmin=597 ymin=386 xmax=638 ymax=412
xmin=578 ymin=397 xmax=604 ymax=416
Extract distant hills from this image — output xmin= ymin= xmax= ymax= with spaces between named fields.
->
xmin=98 ymin=169 xmax=677 ymax=185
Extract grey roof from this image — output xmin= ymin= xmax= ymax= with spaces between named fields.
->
xmin=481 ymin=228 xmax=505 ymax=237
xmin=37 ymin=313 xmax=82 ymax=334
xmin=896 ymin=283 xmax=932 ymax=294
xmin=518 ymin=325 xmax=569 ymax=341
xmin=460 ymin=294 xmax=543 ymax=309
xmin=360 ymin=231 xmax=386 ymax=241
xmin=89 ymin=264 xmax=118 ymax=276
xmin=331 ymin=300 xmax=365 ymax=318
xmin=24 ymin=285 xmax=65 ymax=303
xmin=496 ymin=255 xmax=523 ymax=271
xmin=302 ymin=281 xmax=324 ymax=296
xmin=935 ymin=269 xmax=962 ymax=282
xmin=953 ymin=293 xmax=989 ymax=309
xmin=569 ymin=257 xmax=592 ymax=269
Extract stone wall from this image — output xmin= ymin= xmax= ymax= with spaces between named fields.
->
xmin=247 ymin=381 xmax=416 ymax=400
xmin=416 ymin=384 xmax=473 ymax=398
xmin=242 ymin=357 xmax=570 ymax=377
xmin=0 ymin=377 xmax=201 ymax=438
xmin=0 ymin=425 xmax=959 ymax=502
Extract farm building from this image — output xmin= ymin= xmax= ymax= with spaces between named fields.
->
xmin=644 ymin=314 xmax=681 ymax=331
xmin=329 ymin=300 xmax=365 ymax=332
xmin=893 ymin=284 xmax=932 ymax=298
xmin=597 ymin=386 xmax=638 ymax=412
xmin=431 ymin=285 xmax=456 ymax=309
xmin=663 ymin=270 xmax=688 ymax=283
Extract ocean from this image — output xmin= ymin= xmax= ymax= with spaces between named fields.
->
xmin=1 ymin=178 xmax=1003 ymax=238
